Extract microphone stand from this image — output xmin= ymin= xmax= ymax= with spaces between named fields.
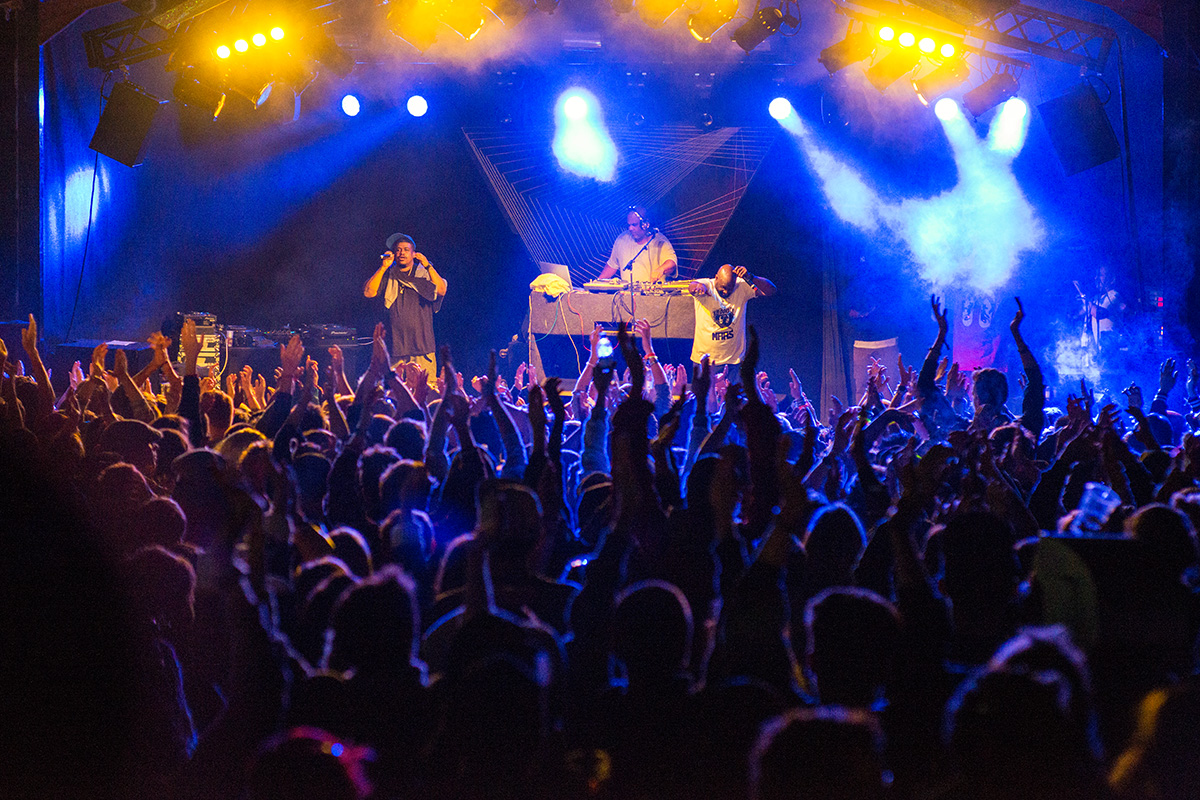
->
xmin=624 ymin=235 xmax=654 ymax=323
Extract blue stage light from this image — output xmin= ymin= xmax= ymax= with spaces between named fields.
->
xmin=407 ymin=95 xmax=428 ymax=117
xmin=768 ymin=97 xmax=793 ymax=120
xmin=341 ymin=94 xmax=361 ymax=117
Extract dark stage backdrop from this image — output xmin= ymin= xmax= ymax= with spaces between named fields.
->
xmin=40 ymin=0 xmax=1167 ymax=391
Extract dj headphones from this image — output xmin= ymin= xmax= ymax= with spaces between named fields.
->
xmin=627 ymin=205 xmax=652 ymax=232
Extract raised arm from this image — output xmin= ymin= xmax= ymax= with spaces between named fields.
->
xmin=732 ymin=265 xmax=776 ymax=297
xmin=363 ymin=252 xmax=392 ymax=298
xmin=917 ymin=294 xmax=949 ymax=400
xmin=19 ymin=315 xmax=55 ymax=424
xmin=416 ymin=254 xmax=448 ymax=298
xmin=483 ymin=350 xmax=526 ymax=479
xmin=1009 ymin=297 xmax=1045 ymax=435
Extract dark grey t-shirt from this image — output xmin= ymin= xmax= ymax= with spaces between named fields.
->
xmin=386 ymin=264 xmax=442 ymax=357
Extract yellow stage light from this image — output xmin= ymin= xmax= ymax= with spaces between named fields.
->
xmin=216 ymin=44 xmax=231 ymax=58
xmin=898 ymin=31 xmax=915 ymax=47
xmin=918 ymin=36 xmax=934 ymax=52
xmin=686 ymin=0 xmax=735 ymax=42
xmin=440 ymin=0 xmax=486 ymax=39
xmin=252 ymin=32 xmax=266 ymax=46
xmin=940 ymin=42 xmax=956 ymax=57
xmin=878 ymin=25 xmax=894 ymax=41
xmin=234 ymin=38 xmax=249 ymax=52
xmin=270 ymin=26 xmax=285 ymax=40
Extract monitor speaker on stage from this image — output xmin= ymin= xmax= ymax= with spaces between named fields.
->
xmin=89 ymin=81 xmax=166 ymax=168
xmin=52 ymin=339 xmax=155 ymax=379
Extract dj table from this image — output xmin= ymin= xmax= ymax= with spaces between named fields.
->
xmin=527 ymin=289 xmax=696 ymax=379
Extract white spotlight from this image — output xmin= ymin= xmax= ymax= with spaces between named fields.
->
xmin=407 ymin=94 xmax=428 ymax=117
xmin=933 ymin=97 xmax=959 ymax=121
xmin=768 ymin=97 xmax=793 ymax=120
xmin=341 ymin=94 xmax=361 ymax=116
xmin=1003 ymin=97 xmax=1028 ymax=119
xmin=563 ymin=94 xmax=589 ymax=121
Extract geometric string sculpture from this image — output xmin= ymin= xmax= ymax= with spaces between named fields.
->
xmin=463 ymin=123 xmax=778 ymax=282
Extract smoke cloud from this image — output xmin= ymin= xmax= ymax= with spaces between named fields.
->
xmin=781 ymin=99 xmax=1045 ymax=294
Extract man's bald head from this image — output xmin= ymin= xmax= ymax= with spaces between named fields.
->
xmin=715 ymin=263 xmax=735 ymax=297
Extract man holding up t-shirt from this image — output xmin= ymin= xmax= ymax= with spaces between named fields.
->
xmin=688 ymin=263 xmax=776 ymax=370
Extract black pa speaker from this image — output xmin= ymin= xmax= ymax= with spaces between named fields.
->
xmin=89 ymin=81 xmax=165 ymax=167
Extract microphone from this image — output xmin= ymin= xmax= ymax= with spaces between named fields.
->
xmin=380 ymin=252 xmax=391 ymax=259
xmin=650 ymin=227 xmax=661 ymax=235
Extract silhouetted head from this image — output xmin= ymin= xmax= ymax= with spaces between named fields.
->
xmin=805 ymin=587 xmax=901 ymax=707
xmin=973 ymin=368 xmax=1009 ymax=409
xmin=249 ymin=726 xmax=373 ymax=800
xmin=1125 ymin=503 xmax=1198 ymax=579
xmin=751 ymin=707 xmax=887 ymax=800
xmin=612 ymin=580 xmax=693 ymax=682
xmin=326 ymin=565 xmax=419 ymax=674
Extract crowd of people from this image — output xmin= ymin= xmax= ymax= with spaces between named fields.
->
xmin=2 ymin=295 xmax=1200 ymax=800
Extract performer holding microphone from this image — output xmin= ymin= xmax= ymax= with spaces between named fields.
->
xmin=364 ymin=232 xmax=447 ymax=380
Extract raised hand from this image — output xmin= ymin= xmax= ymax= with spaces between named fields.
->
xmin=617 ymin=322 xmax=644 ymax=395
xmin=279 ymin=334 xmax=305 ymax=380
xmin=670 ymin=363 xmax=687 ymax=399
xmin=931 ymin=294 xmax=948 ymax=336
xmin=634 ymin=318 xmax=653 ymax=350
xmin=181 ymin=318 xmax=202 ymax=372
xmin=513 ymin=361 xmax=528 ymax=392
xmin=90 ymin=341 xmax=108 ymax=380
xmin=828 ymin=394 xmax=844 ymax=428
xmin=544 ymin=376 xmax=565 ymax=416
xmin=1122 ymin=382 xmax=1143 ymax=411
xmin=69 ymin=361 xmax=85 ymax=391
xmin=20 ymin=314 xmax=39 ymax=360
xmin=1188 ymin=359 xmax=1200 ymax=401
xmin=757 ymin=371 xmax=778 ymax=412
xmin=113 ymin=348 xmax=130 ymax=379
xmin=1010 ymin=296 xmax=1025 ymax=336
xmin=589 ymin=322 xmax=603 ymax=364
xmin=1159 ymin=357 xmax=1179 ymax=397
xmin=831 ymin=408 xmax=857 ymax=454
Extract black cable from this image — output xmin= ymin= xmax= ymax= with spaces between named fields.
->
xmin=65 ymin=72 xmax=111 ymax=342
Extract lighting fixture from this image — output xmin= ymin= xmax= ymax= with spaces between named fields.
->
xmin=636 ymin=0 xmax=683 ymax=27
xmin=687 ymin=0 xmax=736 ymax=42
xmin=913 ymin=58 xmax=970 ymax=105
xmin=818 ymin=29 xmax=875 ymax=74
xmin=865 ymin=47 xmax=921 ymax=91
xmin=440 ymin=0 xmax=486 ymax=39
xmin=731 ymin=6 xmax=783 ymax=53
xmin=963 ymin=71 xmax=1019 ymax=116
xmin=172 ymin=69 xmax=226 ymax=119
